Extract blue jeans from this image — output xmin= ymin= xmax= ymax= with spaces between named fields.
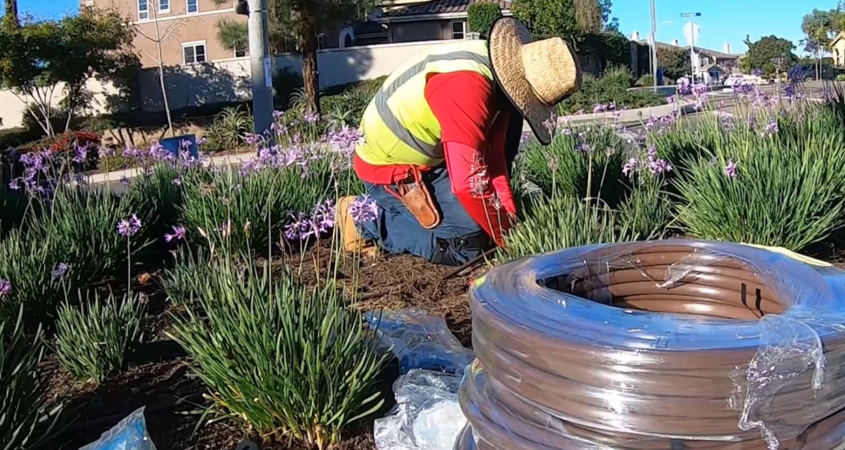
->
xmin=357 ymin=168 xmax=490 ymax=265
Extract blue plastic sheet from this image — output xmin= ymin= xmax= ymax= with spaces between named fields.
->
xmin=79 ymin=407 xmax=156 ymax=450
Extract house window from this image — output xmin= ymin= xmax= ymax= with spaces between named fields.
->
xmin=235 ymin=46 xmax=247 ymax=58
xmin=451 ymin=21 xmax=466 ymax=40
xmin=159 ymin=0 xmax=169 ymax=12
xmin=183 ymin=42 xmax=207 ymax=64
xmin=138 ymin=0 xmax=149 ymax=20
xmin=186 ymin=0 xmax=197 ymax=13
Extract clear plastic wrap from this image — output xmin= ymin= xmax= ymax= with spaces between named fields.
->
xmin=375 ymin=369 xmax=467 ymax=450
xmin=366 ymin=309 xmax=475 ymax=374
xmin=79 ymin=407 xmax=157 ymax=450
xmin=460 ymin=240 xmax=845 ymax=450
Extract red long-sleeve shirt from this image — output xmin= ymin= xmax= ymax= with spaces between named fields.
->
xmin=353 ymin=71 xmax=517 ymax=245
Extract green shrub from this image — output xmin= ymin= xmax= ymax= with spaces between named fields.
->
xmin=836 ymin=73 xmax=845 ymax=81
xmin=467 ymin=3 xmax=502 ymax=37
xmin=515 ymin=125 xmax=627 ymax=206
xmin=203 ymin=107 xmax=253 ymax=152
xmin=619 ymin=174 xmax=673 ymax=240
xmin=0 ymin=309 xmax=61 ymax=449
xmin=503 ymin=194 xmax=636 ymax=259
xmin=160 ymin=248 xmax=212 ymax=308
xmin=55 ymin=292 xmax=146 ymax=382
xmin=674 ymin=105 xmax=845 ymax=250
xmin=557 ymin=67 xmax=665 ymax=115
xmin=169 ymin=257 xmax=387 ymax=448
xmin=636 ymin=74 xmax=655 ymax=86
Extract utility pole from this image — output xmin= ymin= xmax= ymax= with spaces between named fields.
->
xmin=650 ymin=0 xmax=657 ymax=91
xmin=243 ymin=0 xmax=274 ymax=136
xmin=682 ymin=12 xmax=701 ymax=82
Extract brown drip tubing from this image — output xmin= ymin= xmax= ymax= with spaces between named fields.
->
xmin=457 ymin=240 xmax=845 ymax=449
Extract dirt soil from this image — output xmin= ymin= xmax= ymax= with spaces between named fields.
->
xmin=40 ymin=248 xmax=482 ymax=450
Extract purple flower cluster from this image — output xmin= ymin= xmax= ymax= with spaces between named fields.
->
xmin=72 ymin=142 xmax=90 ymax=164
xmin=328 ymin=125 xmax=362 ymax=156
xmin=117 ymin=214 xmax=142 ymax=237
xmin=303 ymin=113 xmax=321 ymax=124
xmin=724 ymin=159 xmax=738 ymax=178
xmin=733 ymin=80 xmax=755 ymax=96
xmin=164 ymin=225 xmax=186 ymax=242
xmin=244 ymin=133 xmax=264 ymax=146
xmin=51 ymin=263 xmax=69 ymax=281
xmin=283 ymin=199 xmax=337 ymax=241
xmin=760 ymin=118 xmax=778 ymax=138
xmin=350 ymin=195 xmax=379 ymax=223
xmin=692 ymin=83 xmax=708 ymax=96
xmin=646 ymin=145 xmax=673 ymax=175
xmin=719 ymin=112 xmax=734 ymax=130
xmin=0 ymin=279 xmax=11 ymax=297
xmin=10 ymin=150 xmax=54 ymax=192
xmin=677 ymin=77 xmax=692 ymax=96
xmin=622 ymin=157 xmax=639 ymax=177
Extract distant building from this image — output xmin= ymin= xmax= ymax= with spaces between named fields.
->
xmin=639 ymin=38 xmax=743 ymax=85
xmin=370 ymin=0 xmax=511 ymax=44
xmin=832 ymin=32 xmax=845 ymax=67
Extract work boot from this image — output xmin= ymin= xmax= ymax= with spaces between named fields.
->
xmin=336 ymin=196 xmax=378 ymax=257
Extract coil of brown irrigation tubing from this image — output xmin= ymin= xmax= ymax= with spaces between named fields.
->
xmin=456 ymin=240 xmax=845 ymax=449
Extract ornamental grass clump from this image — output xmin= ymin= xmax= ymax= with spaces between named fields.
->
xmin=674 ymin=104 xmax=845 ymax=251
xmin=28 ymin=186 xmax=152 ymax=284
xmin=516 ymin=125 xmax=627 ymax=206
xmin=160 ymin=248 xmax=213 ymax=308
xmin=124 ymin=162 xmax=195 ymax=240
xmin=1 ymin=309 xmax=61 ymax=449
xmin=169 ymin=256 xmax=387 ymax=449
xmin=503 ymin=194 xmax=637 ymax=259
xmin=0 ymin=229 xmax=66 ymax=324
xmin=55 ymin=292 xmax=146 ymax=382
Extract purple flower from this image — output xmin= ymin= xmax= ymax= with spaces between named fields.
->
xmin=120 ymin=176 xmax=131 ymax=185
xmin=51 ymin=263 xmax=69 ymax=280
xmin=73 ymin=143 xmax=89 ymax=163
xmin=117 ymin=213 xmax=142 ymax=237
xmin=197 ymin=137 xmax=208 ymax=146
xmin=592 ymin=104 xmax=607 ymax=113
xmin=648 ymin=158 xmax=673 ymax=175
xmin=8 ymin=180 xmax=20 ymax=190
xmin=328 ymin=125 xmax=363 ymax=156
xmin=164 ymin=225 xmax=186 ymax=242
xmin=244 ymin=133 xmax=263 ymax=145
xmin=677 ymin=77 xmax=692 ymax=96
xmin=752 ymin=68 xmax=764 ymax=77
xmin=272 ymin=110 xmax=285 ymax=118
xmin=350 ymin=195 xmax=379 ymax=223
xmin=0 ymin=279 xmax=11 ymax=297
xmin=761 ymin=118 xmax=778 ymax=138
xmin=724 ymin=159 xmax=738 ymax=178
xmin=180 ymin=139 xmax=193 ymax=149
xmin=303 ymin=113 xmax=320 ymax=124
xmin=172 ymin=176 xmax=183 ymax=186
xmin=622 ymin=158 xmax=640 ymax=177
xmin=783 ymin=83 xmax=797 ymax=98
xmin=693 ymin=83 xmax=708 ymax=96
xmin=284 ymin=213 xmax=312 ymax=241
xmin=666 ymin=95 xmax=676 ymax=104
xmin=149 ymin=143 xmax=175 ymax=162
xmin=99 ymin=146 xmax=115 ymax=158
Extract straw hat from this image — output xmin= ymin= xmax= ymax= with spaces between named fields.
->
xmin=489 ymin=17 xmax=581 ymax=145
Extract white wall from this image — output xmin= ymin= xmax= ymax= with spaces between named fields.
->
xmin=0 ymin=39 xmax=457 ymax=129
xmin=0 ymin=78 xmax=123 ymax=130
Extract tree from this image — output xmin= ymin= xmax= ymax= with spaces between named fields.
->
xmin=268 ymin=0 xmax=373 ymax=114
xmin=658 ymin=46 xmax=690 ymax=81
xmin=802 ymin=9 xmax=836 ymax=79
xmin=513 ymin=0 xmax=618 ymax=47
xmin=467 ymin=3 xmax=502 ymax=38
xmin=0 ymin=10 xmax=137 ymax=137
xmin=739 ymin=35 xmax=797 ymax=76
xmin=216 ymin=17 xmax=248 ymax=52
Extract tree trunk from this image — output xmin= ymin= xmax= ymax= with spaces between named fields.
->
xmin=3 ymin=0 xmax=18 ymax=29
xmin=300 ymin=20 xmax=320 ymax=115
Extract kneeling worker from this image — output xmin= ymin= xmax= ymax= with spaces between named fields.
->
xmin=338 ymin=17 xmax=581 ymax=266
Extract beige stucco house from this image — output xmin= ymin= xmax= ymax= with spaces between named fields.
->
xmin=832 ymin=32 xmax=845 ymax=67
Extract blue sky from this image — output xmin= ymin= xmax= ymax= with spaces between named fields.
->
xmin=615 ymin=0 xmax=834 ymax=54
xmin=0 ymin=0 xmax=834 ymax=54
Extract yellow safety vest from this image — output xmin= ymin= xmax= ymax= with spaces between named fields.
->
xmin=356 ymin=40 xmax=494 ymax=168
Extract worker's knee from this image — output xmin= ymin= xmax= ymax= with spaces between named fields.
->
xmin=429 ymin=230 xmax=493 ymax=266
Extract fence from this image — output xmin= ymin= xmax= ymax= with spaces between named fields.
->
xmin=0 ymin=39 xmax=456 ymax=130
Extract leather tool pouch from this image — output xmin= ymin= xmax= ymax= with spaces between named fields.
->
xmin=387 ymin=168 xmax=441 ymax=229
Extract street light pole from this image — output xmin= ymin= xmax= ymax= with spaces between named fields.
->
xmin=246 ymin=0 xmax=274 ymax=136
xmin=650 ymin=0 xmax=657 ymax=91
xmin=681 ymin=12 xmax=701 ymax=82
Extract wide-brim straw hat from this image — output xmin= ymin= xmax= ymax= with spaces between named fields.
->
xmin=488 ymin=17 xmax=581 ymax=145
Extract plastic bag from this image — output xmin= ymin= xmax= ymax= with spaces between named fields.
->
xmin=375 ymin=370 xmax=466 ymax=450
xmin=79 ymin=407 xmax=156 ymax=450
xmin=366 ymin=309 xmax=475 ymax=374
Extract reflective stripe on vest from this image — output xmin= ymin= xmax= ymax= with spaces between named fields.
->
xmin=357 ymin=41 xmax=493 ymax=167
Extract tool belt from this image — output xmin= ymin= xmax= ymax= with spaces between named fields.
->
xmin=385 ymin=167 xmax=441 ymax=229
